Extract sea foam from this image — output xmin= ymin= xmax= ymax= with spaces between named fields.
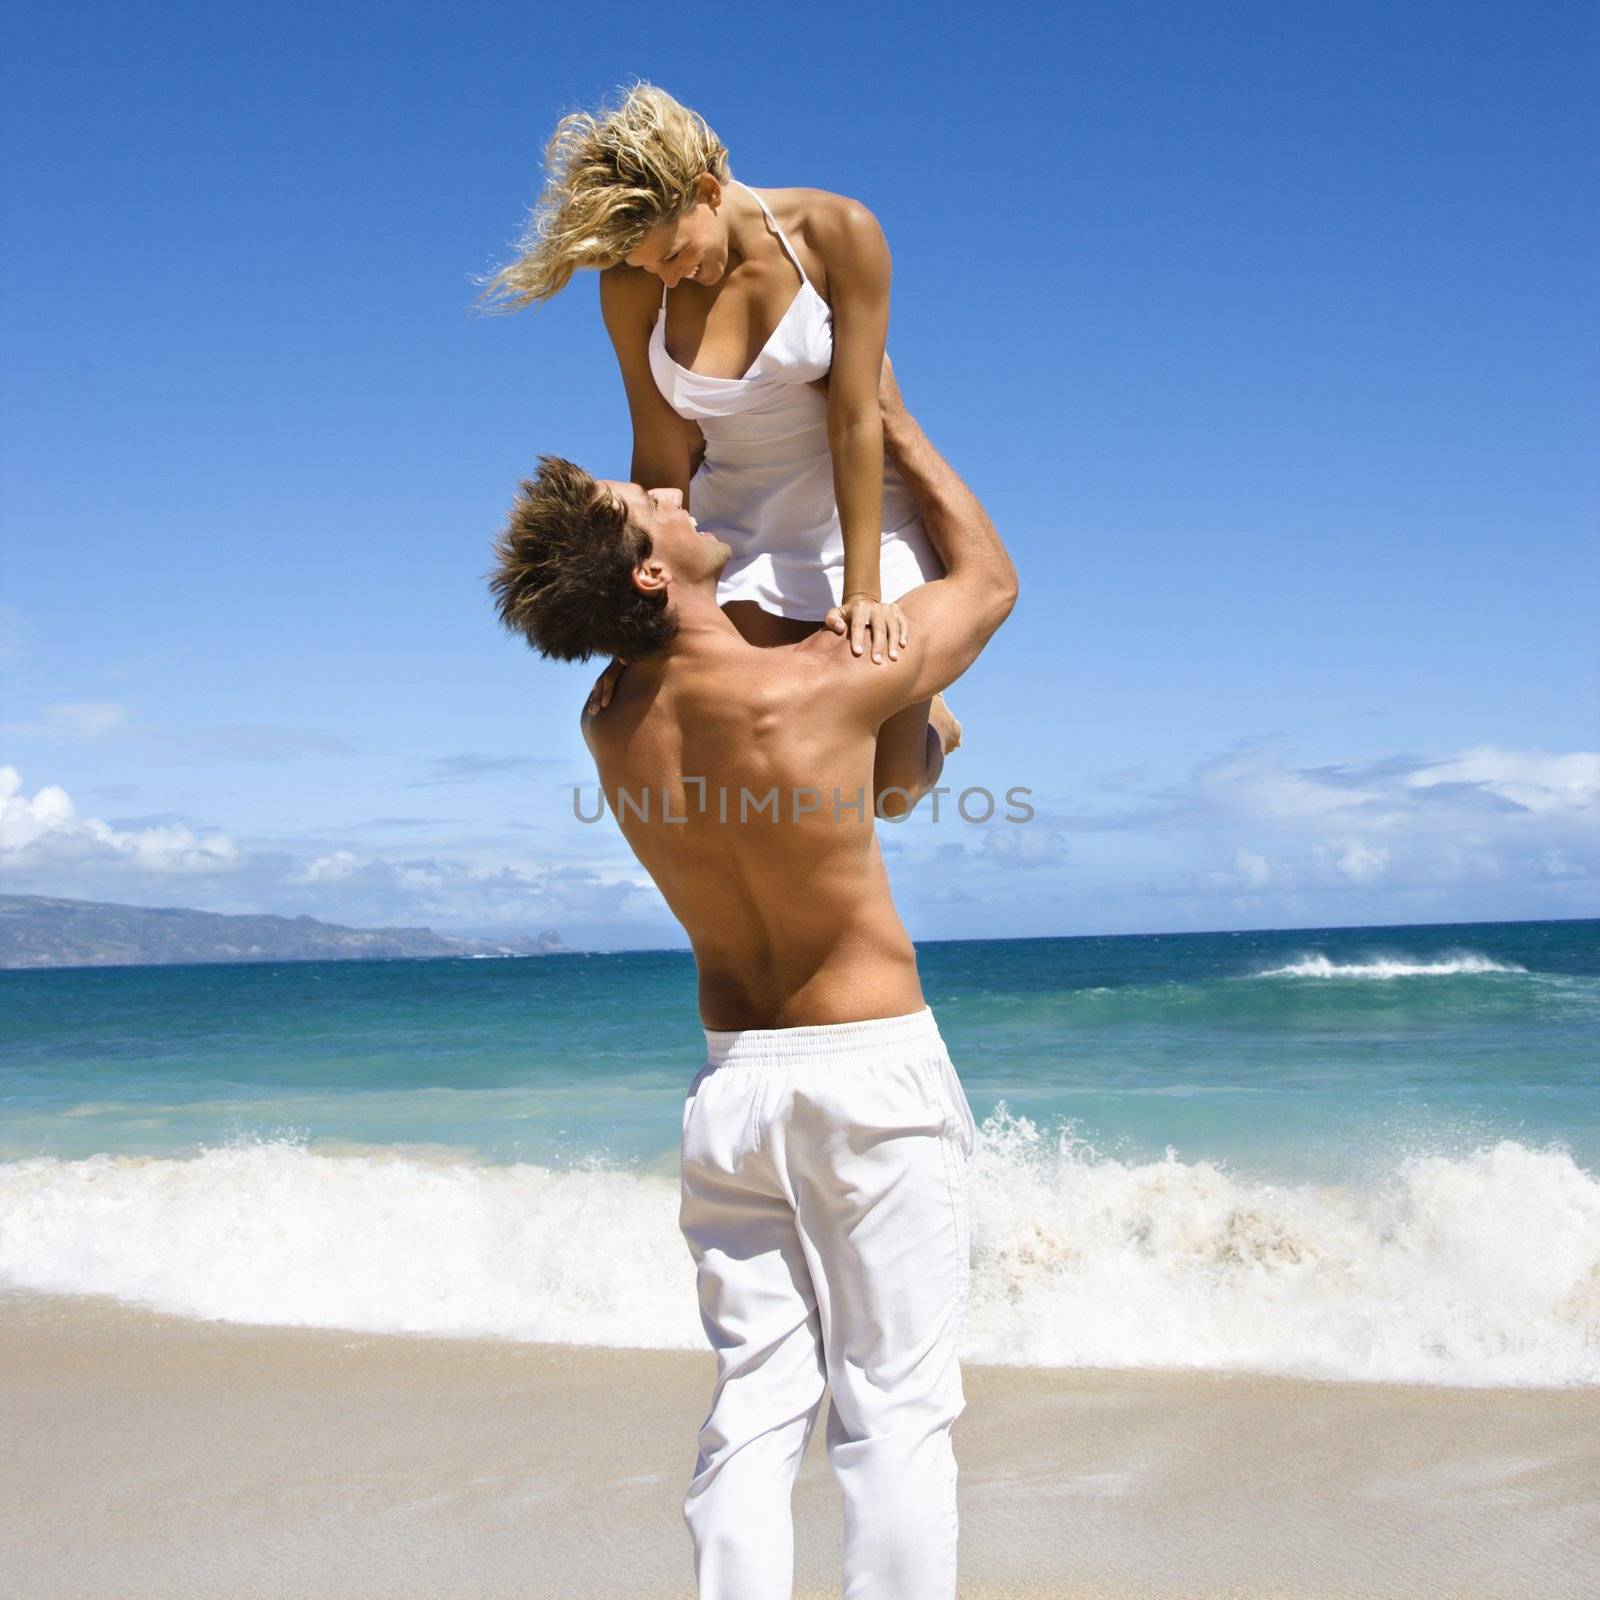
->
xmin=1253 ymin=951 xmax=1528 ymax=979
xmin=2 ymin=1118 xmax=1596 ymax=1388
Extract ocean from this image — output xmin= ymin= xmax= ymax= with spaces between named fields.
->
xmin=2 ymin=918 xmax=1596 ymax=1389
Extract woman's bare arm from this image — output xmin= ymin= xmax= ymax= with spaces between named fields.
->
xmin=598 ymin=266 xmax=701 ymax=497
xmin=583 ymin=268 xmax=701 ymax=716
xmin=812 ymin=197 xmax=899 ymax=661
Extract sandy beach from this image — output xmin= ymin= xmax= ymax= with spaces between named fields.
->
xmin=2 ymin=1288 xmax=1594 ymax=1599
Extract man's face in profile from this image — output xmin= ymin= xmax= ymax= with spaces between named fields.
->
xmin=599 ymin=481 xmax=731 ymax=593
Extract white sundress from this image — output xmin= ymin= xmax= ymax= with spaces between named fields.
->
xmin=647 ymin=182 xmax=944 ymax=622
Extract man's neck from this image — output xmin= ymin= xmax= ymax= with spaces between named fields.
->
xmin=659 ymin=588 xmax=747 ymax=664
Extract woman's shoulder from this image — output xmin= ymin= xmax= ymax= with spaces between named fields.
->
xmin=598 ymin=262 xmax=661 ymax=334
xmin=757 ymin=188 xmax=888 ymax=298
xmin=760 ymin=186 xmax=884 ymax=249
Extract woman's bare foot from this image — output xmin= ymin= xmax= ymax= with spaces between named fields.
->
xmin=929 ymin=693 xmax=962 ymax=755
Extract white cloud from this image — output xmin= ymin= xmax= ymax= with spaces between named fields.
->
xmin=1194 ymin=741 xmax=1405 ymax=828
xmin=1178 ymin=740 xmax=1596 ymax=910
xmin=260 ymin=849 xmax=660 ymax=940
xmin=1234 ymin=846 xmax=1276 ymax=889
xmin=0 ymin=766 xmax=238 ymax=874
xmin=1402 ymin=746 xmax=1600 ymax=815
xmin=292 ymin=850 xmax=362 ymax=885
xmin=1193 ymin=741 xmax=1599 ymax=833
xmin=0 ymin=767 xmax=663 ymax=945
xmin=981 ymin=821 xmax=1063 ymax=864
xmin=1197 ymin=845 xmax=1290 ymax=893
xmin=1320 ymin=838 xmax=1392 ymax=884
xmin=1543 ymin=849 xmax=1584 ymax=879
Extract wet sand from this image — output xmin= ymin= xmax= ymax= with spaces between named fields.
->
xmin=3 ymin=1288 xmax=1595 ymax=1598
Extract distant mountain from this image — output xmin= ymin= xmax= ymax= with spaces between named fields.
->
xmin=0 ymin=895 xmax=565 ymax=970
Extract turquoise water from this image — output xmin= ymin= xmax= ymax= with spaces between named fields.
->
xmin=4 ymin=919 xmax=1595 ymax=1182
xmin=2 ymin=918 xmax=1597 ymax=1386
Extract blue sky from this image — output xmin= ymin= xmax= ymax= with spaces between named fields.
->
xmin=1 ymin=0 xmax=1595 ymax=949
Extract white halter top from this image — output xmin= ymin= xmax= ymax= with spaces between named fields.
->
xmin=645 ymin=182 xmax=941 ymax=622
xmin=648 ymin=183 xmax=834 ymax=445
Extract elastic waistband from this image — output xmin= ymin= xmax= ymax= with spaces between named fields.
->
xmin=703 ymin=1006 xmax=943 ymax=1070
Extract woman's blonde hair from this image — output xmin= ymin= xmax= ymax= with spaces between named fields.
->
xmin=474 ymin=83 xmax=731 ymax=313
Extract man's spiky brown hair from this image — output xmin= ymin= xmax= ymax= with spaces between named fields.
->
xmin=487 ymin=456 xmax=678 ymax=663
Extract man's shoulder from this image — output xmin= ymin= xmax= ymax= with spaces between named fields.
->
xmin=791 ymin=624 xmax=857 ymax=679
xmin=790 ymin=624 xmax=911 ymax=715
xmin=797 ymin=617 xmax=918 ymax=674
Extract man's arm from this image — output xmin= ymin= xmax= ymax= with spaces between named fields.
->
xmin=833 ymin=361 xmax=1018 ymax=716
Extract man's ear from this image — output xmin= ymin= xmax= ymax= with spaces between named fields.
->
xmin=631 ymin=557 xmax=669 ymax=597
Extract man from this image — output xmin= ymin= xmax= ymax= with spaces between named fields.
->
xmin=489 ymin=360 xmax=1016 ymax=1600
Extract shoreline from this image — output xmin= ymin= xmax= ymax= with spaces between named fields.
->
xmin=4 ymin=1288 xmax=1596 ymax=1599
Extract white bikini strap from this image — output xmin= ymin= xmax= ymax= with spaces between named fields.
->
xmin=740 ymin=182 xmax=810 ymax=287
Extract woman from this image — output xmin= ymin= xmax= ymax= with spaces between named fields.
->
xmin=477 ymin=83 xmax=960 ymax=811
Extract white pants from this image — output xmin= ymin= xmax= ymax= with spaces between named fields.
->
xmin=678 ymin=1007 xmax=978 ymax=1600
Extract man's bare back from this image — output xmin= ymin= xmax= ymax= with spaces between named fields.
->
xmin=583 ymin=613 xmax=923 ymax=1030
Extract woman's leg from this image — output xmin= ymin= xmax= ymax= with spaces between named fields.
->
xmin=873 ymin=701 xmax=942 ymax=820
xmin=721 ymin=601 xmax=820 ymax=649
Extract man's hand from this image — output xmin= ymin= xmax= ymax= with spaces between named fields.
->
xmin=584 ymin=656 xmax=629 ymax=715
xmin=824 ymin=595 xmax=907 ymax=663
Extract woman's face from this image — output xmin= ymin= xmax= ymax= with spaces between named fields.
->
xmin=623 ymin=177 xmax=728 ymax=290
